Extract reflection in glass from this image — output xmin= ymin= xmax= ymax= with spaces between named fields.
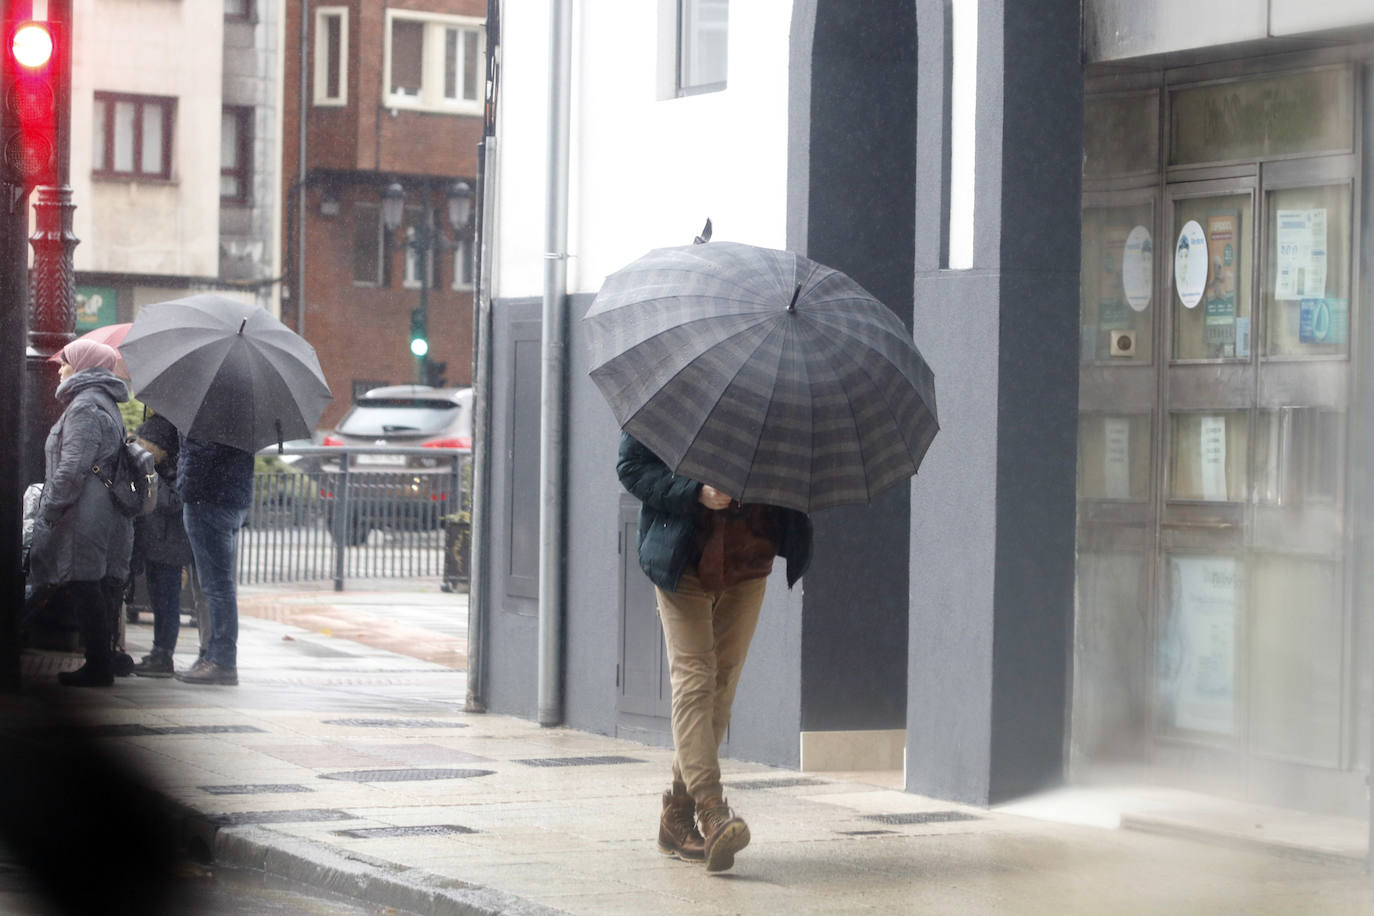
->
xmin=1172 ymin=194 xmax=1252 ymax=360
xmin=1077 ymin=414 xmax=1150 ymax=501
xmin=1081 ymin=204 xmax=1153 ymax=363
xmin=1158 ymin=554 xmax=1238 ymax=736
xmin=1249 ymin=556 xmax=1341 ymax=765
xmin=1169 ymin=412 xmax=1248 ymax=502
xmin=1264 ymin=185 xmax=1351 ymax=358
xmin=1073 ymin=553 xmax=1148 ymax=760
xmin=1253 ymin=408 xmax=1342 ymax=507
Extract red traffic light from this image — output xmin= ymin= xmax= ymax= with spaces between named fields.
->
xmin=11 ymin=22 xmax=53 ymax=69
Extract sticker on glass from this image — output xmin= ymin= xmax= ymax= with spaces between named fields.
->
xmin=1122 ymin=225 xmax=1152 ymax=312
xmin=1174 ymin=220 xmax=1207 ymax=309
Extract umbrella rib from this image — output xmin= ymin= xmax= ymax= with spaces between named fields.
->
xmin=732 ymin=319 xmax=792 ymax=504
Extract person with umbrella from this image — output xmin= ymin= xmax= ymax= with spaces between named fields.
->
xmin=173 ymin=430 xmax=253 ymax=685
xmin=619 ymin=434 xmax=811 ymax=872
xmin=119 ymin=293 xmax=334 ymax=687
xmin=589 ymin=237 xmax=938 ymax=872
xmin=128 ymin=414 xmax=193 ymax=679
xmin=27 ymin=340 xmax=135 ymax=687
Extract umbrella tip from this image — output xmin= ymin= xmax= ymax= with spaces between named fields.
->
xmin=693 ymin=218 xmax=712 ymax=245
xmin=786 ymin=281 xmax=802 ymax=313
xmin=238 ymin=318 xmax=247 ymax=335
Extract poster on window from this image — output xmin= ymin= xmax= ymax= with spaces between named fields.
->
xmin=1274 ymin=208 xmax=1327 ymax=301
xmin=75 ymin=286 xmax=117 ymax=333
xmin=1203 ymin=212 xmax=1239 ymax=355
xmin=1299 ymin=297 xmax=1348 ymax=345
xmin=1122 ymin=225 xmax=1152 ymax=312
xmin=1199 ymin=415 xmax=1228 ymax=502
xmin=1158 ymin=555 xmax=1237 ymax=735
xmin=1102 ymin=417 xmax=1131 ymax=500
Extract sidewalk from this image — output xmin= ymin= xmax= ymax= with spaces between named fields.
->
xmin=13 ymin=583 xmax=1374 ymax=915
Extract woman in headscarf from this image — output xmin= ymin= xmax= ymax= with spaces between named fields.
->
xmin=28 ymin=339 xmax=135 ymax=687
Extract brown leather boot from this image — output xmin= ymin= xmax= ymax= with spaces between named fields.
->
xmin=696 ymin=796 xmax=749 ymax=872
xmin=657 ymin=785 xmax=705 ymax=861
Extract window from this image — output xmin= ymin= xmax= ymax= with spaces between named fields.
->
xmin=352 ymin=202 xmax=385 ymax=285
xmin=314 ymin=7 xmax=348 ymax=105
xmin=677 ymin=0 xmax=727 ymax=95
xmin=220 ymin=106 xmax=252 ymax=203
xmin=224 ymin=0 xmax=251 ymax=21
xmin=92 ymin=93 xmax=174 ymax=179
xmin=384 ymin=11 xmax=482 ymax=113
xmin=452 ymin=237 xmax=474 ymax=290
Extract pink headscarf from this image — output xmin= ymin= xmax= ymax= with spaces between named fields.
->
xmin=60 ymin=339 xmax=119 ymax=373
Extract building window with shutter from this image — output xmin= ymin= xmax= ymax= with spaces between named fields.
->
xmin=221 ymin=106 xmax=252 ymax=203
xmin=452 ymin=237 xmax=473 ymax=290
xmin=314 ymin=7 xmax=348 ymax=105
xmin=92 ymin=93 xmax=174 ymax=180
xmin=384 ymin=11 xmax=482 ymax=114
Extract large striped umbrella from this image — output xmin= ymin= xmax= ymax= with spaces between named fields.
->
xmin=584 ymin=241 xmax=939 ymax=513
xmin=120 ymin=294 xmax=332 ymax=452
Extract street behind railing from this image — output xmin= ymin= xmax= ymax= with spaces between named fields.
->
xmin=237 ymin=445 xmax=471 ymax=591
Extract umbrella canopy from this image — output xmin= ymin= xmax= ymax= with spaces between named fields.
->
xmin=584 ymin=241 xmax=938 ymax=513
xmin=120 ymin=294 xmax=332 ymax=452
xmin=49 ymin=322 xmax=133 ymax=376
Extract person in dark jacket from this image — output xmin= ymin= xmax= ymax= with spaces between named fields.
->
xmin=617 ymin=432 xmax=811 ymax=872
xmin=28 ymin=340 xmax=135 ymax=687
xmin=175 ymin=435 xmax=254 ymax=685
xmin=130 ymin=414 xmax=193 ymax=678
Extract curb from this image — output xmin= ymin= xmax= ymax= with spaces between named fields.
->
xmin=1120 ymin=814 xmax=1366 ymax=871
xmin=173 ymin=806 xmax=565 ymax=916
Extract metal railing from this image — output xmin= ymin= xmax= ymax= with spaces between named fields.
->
xmin=236 ymin=445 xmax=471 ymax=591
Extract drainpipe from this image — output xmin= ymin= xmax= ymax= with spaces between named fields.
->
xmin=296 ymin=0 xmax=309 ymax=335
xmin=537 ymin=0 xmax=572 ymax=727
xmin=465 ymin=134 xmax=496 ymax=714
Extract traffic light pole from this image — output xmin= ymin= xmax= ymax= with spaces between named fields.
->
xmin=23 ymin=0 xmax=74 ymax=487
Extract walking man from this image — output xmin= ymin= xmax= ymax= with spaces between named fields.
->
xmin=175 ymin=434 xmax=253 ymax=685
xmin=617 ymin=432 xmax=811 ymax=872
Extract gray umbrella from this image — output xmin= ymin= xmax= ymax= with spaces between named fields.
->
xmin=584 ymin=241 xmax=938 ymax=512
xmin=120 ymin=293 xmax=332 ymax=452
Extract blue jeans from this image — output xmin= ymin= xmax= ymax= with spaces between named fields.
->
xmin=183 ymin=502 xmax=245 ymax=668
xmin=145 ymin=560 xmax=182 ymax=655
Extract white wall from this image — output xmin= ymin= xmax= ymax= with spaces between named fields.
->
xmin=70 ymin=0 xmax=223 ymax=277
xmin=493 ymin=0 xmax=795 ymax=300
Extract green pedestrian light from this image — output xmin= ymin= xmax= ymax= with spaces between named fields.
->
xmin=409 ymin=307 xmax=428 ymax=357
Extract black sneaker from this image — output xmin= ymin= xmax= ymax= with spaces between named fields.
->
xmin=132 ymin=651 xmax=174 ymax=678
xmin=175 ymin=659 xmax=237 ymax=686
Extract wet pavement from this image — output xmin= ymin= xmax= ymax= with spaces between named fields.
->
xmin=8 ymin=580 xmax=1373 ymax=915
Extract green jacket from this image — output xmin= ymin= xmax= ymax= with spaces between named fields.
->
xmin=616 ymin=433 xmax=812 ymax=592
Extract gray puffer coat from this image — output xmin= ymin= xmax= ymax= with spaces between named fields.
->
xmin=28 ymin=368 xmax=135 ymax=587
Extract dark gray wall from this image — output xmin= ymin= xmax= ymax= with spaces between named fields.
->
xmin=792 ymin=0 xmax=917 ymax=735
xmin=907 ymin=0 xmax=1081 ymax=805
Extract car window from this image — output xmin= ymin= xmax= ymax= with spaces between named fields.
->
xmin=337 ymin=401 xmax=461 ymax=436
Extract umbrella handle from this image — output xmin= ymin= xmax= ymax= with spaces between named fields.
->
xmin=276 ymin=419 xmax=283 ymax=454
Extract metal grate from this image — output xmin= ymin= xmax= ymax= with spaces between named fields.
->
xmin=199 ymin=784 xmax=313 ymax=796
xmin=321 ymin=718 xmax=468 ymax=729
xmin=155 ymin=725 xmax=266 ymax=736
xmin=837 ymin=829 xmax=898 ymax=836
xmin=334 ymin=824 xmax=477 ymax=839
xmin=210 ymin=809 xmax=357 ymax=827
xmin=514 ymin=755 xmax=643 ymax=768
xmin=318 ymin=768 xmax=495 ymax=783
xmin=860 ymin=811 xmax=980 ymax=826
xmin=731 ymin=777 xmax=827 ymax=790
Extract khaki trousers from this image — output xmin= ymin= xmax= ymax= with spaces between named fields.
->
xmin=656 ymin=569 xmax=767 ymax=803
